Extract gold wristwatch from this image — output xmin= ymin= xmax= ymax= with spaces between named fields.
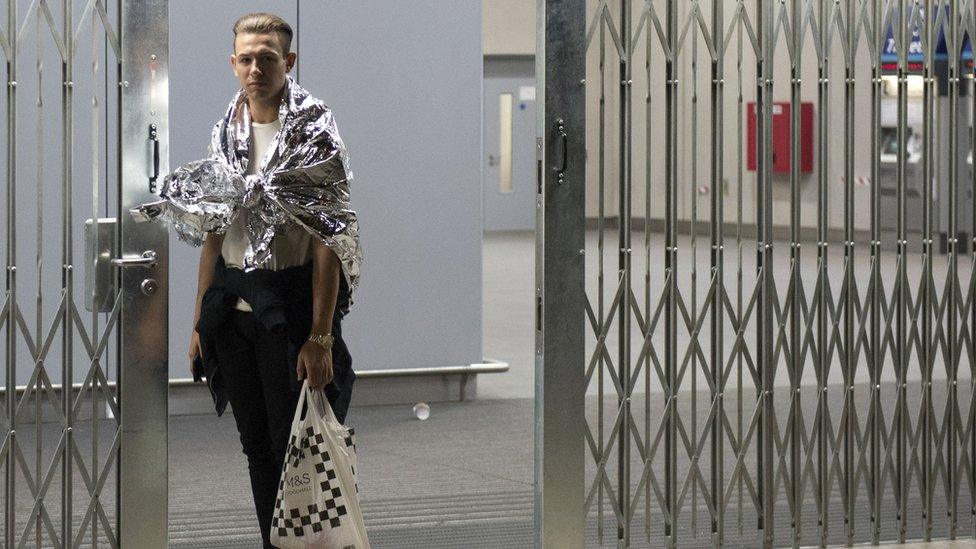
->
xmin=308 ymin=332 xmax=334 ymax=349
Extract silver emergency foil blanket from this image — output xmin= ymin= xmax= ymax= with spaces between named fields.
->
xmin=132 ymin=76 xmax=362 ymax=300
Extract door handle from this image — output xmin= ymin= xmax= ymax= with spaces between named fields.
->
xmin=553 ymin=119 xmax=567 ymax=183
xmin=111 ymin=250 xmax=158 ymax=269
xmin=149 ymin=124 xmax=160 ymax=193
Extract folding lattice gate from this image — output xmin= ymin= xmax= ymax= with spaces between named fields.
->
xmin=1 ymin=1 xmax=169 ymax=547
xmin=537 ymin=0 xmax=976 ymax=547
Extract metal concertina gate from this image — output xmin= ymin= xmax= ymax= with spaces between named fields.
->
xmin=1 ymin=1 xmax=169 ymax=547
xmin=537 ymin=0 xmax=976 ymax=547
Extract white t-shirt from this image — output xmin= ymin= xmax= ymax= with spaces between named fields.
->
xmin=217 ymin=118 xmax=314 ymax=311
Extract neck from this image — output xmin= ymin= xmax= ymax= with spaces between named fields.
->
xmin=248 ymin=88 xmax=285 ymax=124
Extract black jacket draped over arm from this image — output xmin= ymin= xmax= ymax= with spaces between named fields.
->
xmin=193 ymin=255 xmax=355 ymax=422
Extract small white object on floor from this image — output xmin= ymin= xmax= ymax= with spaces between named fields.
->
xmin=413 ymin=402 xmax=430 ymax=421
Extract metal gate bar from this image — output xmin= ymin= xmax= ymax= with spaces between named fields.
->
xmin=538 ymin=0 xmax=976 ymax=547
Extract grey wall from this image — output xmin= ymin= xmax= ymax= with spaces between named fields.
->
xmin=297 ymin=2 xmax=483 ymax=370
xmin=483 ymin=0 xmax=536 ymax=55
xmin=169 ymin=1 xmax=484 ymax=376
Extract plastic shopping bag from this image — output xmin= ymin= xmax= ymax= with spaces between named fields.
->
xmin=271 ymin=381 xmax=369 ymax=549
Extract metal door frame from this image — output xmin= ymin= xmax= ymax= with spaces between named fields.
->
xmin=119 ymin=1 xmax=169 ymax=546
xmin=535 ymin=0 xmax=586 ymax=547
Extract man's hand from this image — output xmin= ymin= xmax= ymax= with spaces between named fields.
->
xmin=188 ymin=331 xmax=203 ymax=380
xmin=296 ymin=340 xmax=334 ymax=389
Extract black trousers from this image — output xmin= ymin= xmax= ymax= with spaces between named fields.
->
xmin=214 ymin=309 xmax=352 ymax=548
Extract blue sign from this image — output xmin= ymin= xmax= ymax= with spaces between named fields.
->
xmin=880 ymin=5 xmax=973 ymax=70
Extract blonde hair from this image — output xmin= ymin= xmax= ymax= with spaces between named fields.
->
xmin=233 ymin=12 xmax=293 ymax=55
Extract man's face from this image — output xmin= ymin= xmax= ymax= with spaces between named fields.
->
xmin=230 ymin=32 xmax=296 ymax=105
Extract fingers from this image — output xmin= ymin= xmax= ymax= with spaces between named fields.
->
xmin=309 ymin=360 xmax=325 ymax=389
xmin=310 ymin=364 xmax=330 ymax=390
xmin=313 ymin=360 xmax=332 ymax=388
xmin=298 ymin=347 xmax=333 ymax=389
xmin=188 ymin=341 xmax=199 ymax=378
xmin=321 ymin=349 xmax=334 ymax=386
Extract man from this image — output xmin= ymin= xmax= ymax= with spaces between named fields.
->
xmin=178 ymin=13 xmax=362 ymax=548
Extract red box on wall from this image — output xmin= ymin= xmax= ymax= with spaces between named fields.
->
xmin=746 ymin=102 xmax=814 ymax=173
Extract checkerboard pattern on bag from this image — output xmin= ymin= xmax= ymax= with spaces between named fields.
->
xmin=286 ymin=431 xmax=309 ymax=467
xmin=345 ymin=428 xmax=359 ymax=494
xmin=274 ymin=499 xmax=348 ymax=536
xmin=273 ymin=425 xmax=351 ymax=537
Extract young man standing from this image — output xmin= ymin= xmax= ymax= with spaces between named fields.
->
xmin=180 ymin=13 xmax=362 ymax=548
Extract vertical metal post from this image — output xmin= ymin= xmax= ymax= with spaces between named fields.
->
xmin=4 ymin=0 xmax=16 ymax=547
xmin=534 ymin=0 xmax=585 ymax=546
xmin=616 ymin=1 xmax=632 ymax=545
xmin=789 ymin=0 xmax=803 ymax=543
xmin=118 ymin=1 xmax=170 ymax=546
xmin=735 ymin=12 xmax=745 ymax=537
xmin=920 ymin=0 xmax=935 ymax=540
xmin=843 ymin=0 xmax=857 ymax=542
xmin=710 ymin=0 xmax=726 ymax=545
xmin=816 ymin=0 xmax=832 ymax=544
xmin=597 ymin=15 xmax=607 ymax=545
xmin=870 ymin=0 xmax=884 ymax=542
xmin=597 ymin=13 xmax=607 ymax=546
xmin=664 ymin=0 xmax=679 ymax=545
xmin=757 ymin=0 xmax=775 ymax=545
xmin=895 ymin=0 xmax=909 ymax=540
xmin=61 ymin=0 xmax=75 ymax=545
xmin=945 ymin=0 xmax=961 ymax=537
xmin=114 ymin=1 xmax=123 ymax=538
xmin=971 ymin=9 xmax=976 ymax=535
xmin=641 ymin=5 xmax=651 ymax=543
xmin=970 ymin=9 xmax=976 ymax=534
xmin=691 ymin=12 xmax=700 ymax=538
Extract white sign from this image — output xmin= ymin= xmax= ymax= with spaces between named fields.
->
xmin=519 ymin=86 xmax=536 ymax=102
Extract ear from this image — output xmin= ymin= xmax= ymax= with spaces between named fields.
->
xmin=229 ymin=54 xmax=236 ymax=71
xmin=285 ymin=51 xmax=297 ymax=72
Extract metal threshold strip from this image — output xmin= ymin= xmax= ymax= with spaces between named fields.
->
xmin=0 ymin=358 xmax=510 ymax=394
